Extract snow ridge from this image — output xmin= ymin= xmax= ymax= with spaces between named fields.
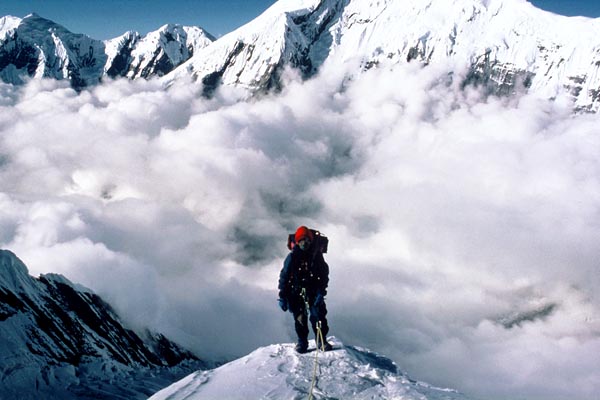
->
xmin=0 ymin=249 xmax=205 ymax=400
xmin=150 ymin=337 xmax=470 ymax=400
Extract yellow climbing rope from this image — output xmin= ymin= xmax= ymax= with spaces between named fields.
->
xmin=308 ymin=321 xmax=326 ymax=400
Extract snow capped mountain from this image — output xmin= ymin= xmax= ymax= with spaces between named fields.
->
xmin=172 ymin=0 xmax=600 ymax=111
xmin=0 ymin=14 xmax=214 ymax=88
xmin=166 ymin=0 xmax=332 ymax=92
xmin=0 ymin=249 xmax=205 ymax=400
xmin=104 ymin=24 xmax=214 ymax=79
xmin=0 ymin=13 xmax=107 ymax=88
xmin=1 ymin=0 xmax=600 ymax=107
xmin=149 ymin=338 xmax=470 ymax=400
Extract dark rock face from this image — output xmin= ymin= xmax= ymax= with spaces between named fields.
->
xmin=0 ymin=33 xmax=40 ymax=76
xmin=0 ymin=249 xmax=205 ymax=400
xmin=463 ymin=51 xmax=536 ymax=96
xmin=105 ymin=33 xmax=139 ymax=78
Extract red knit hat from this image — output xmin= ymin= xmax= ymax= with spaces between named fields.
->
xmin=295 ymin=226 xmax=313 ymax=243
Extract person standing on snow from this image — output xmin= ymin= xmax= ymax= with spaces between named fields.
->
xmin=278 ymin=226 xmax=332 ymax=353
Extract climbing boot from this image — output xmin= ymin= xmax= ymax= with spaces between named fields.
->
xmin=316 ymin=336 xmax=333 ymax=351
xmin=295 ymin=341 xmax=308 ymax=354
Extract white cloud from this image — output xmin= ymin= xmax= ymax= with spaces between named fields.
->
xmin=0 ymin=63 xmax=599 ymax=400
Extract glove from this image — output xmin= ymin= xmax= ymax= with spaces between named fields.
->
xmin=278 ymin=298 xmax=288 ymax=312
xmin=314 ymin=293 xmax=325 ymax=307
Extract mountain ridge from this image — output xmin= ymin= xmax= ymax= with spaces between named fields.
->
xmin=1 ymin=0 xmax=600 ymax=110
xmin=149 ymin=337 xmax=471 ymax=400
xmin=0 ymin=13 xmax=214 ymax=88
xmin=0 ymin=249 xmax=206 ymax=400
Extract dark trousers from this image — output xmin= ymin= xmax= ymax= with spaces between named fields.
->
xmin=288 ymin=293 xmax=329 ymax=345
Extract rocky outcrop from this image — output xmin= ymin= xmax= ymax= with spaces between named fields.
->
xmin=0 ymin=249 xmax=205 ymax=400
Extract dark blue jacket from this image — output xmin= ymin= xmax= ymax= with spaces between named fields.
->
xmin=278 ymin=244 xmax=329 ymax=300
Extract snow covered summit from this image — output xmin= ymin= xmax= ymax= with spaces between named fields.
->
xmin=170 ymin=0 xmax=600 ymax=110
xmin=150 ymin=337 xmax=470 ymax=400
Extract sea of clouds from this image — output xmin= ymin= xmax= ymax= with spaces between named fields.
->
xmin=0 ymin=60 xmax=599 ymax=400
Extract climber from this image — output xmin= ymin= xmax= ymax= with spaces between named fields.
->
xmin=278 ymin=226 xmax=332 ymax=353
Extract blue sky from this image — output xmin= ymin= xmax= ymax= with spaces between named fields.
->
xmin=0 ymin=0 xmax=277 ymax=39
xmin=529 ymin=0 xmax=600 ymax=17
xmin=0 ymin=0 xmax=598 ymax=39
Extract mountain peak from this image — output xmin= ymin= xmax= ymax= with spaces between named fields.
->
xmin=23 ymin=12 xmax=41 ymax=19
xmin=150 ymin=337 xmax=470 ymax=400
xmin=20 ymin=12 xmax=71 ymax=34
xmin=0 ymin=249 xmax=35 ymax=293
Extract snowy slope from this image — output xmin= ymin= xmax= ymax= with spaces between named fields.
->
xmin=323 ymin=0 xmax=600 ymax=110
xmin=166 ymin=0 xmax=326 ymax=92
xmin=171 ymin=0 xmax=600 ymax=110
xmin=149 ymin=338 xmax=470 ymax=400
xmin=0 ymin=15 xmax=20 ymax=37
xmin=0 ymin=249 xmax=205 ymax=400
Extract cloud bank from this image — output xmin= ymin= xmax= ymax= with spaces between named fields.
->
xmin=0 ymin=62 xmax=599 ymax=400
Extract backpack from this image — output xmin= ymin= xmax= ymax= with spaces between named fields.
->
xmin=287 ymin=228 xmax=329 ymax=253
